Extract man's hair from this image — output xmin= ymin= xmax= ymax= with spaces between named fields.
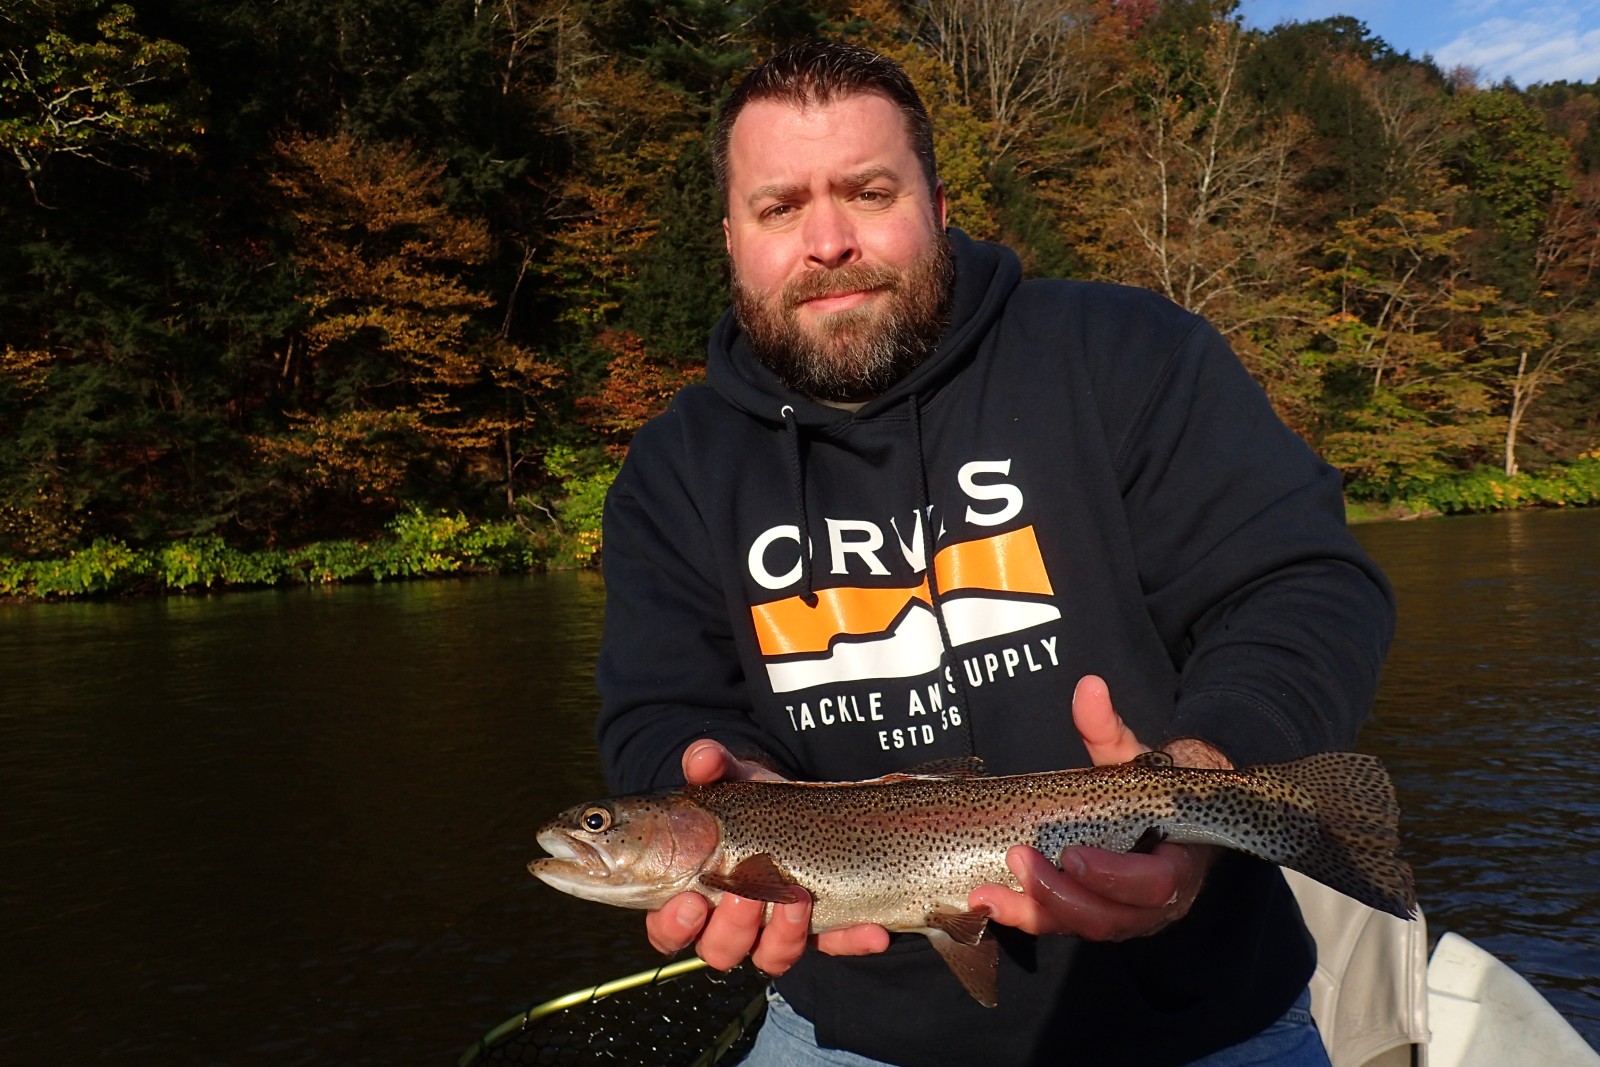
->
xmin=712 ymin=40 xmax=938 ymax=212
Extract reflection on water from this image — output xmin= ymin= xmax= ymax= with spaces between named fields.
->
xmin=1354 ymin=509 xmax=1600 ymax=1045
xmin=3 ymin=509 xmax=1597 ymax=1062
xmin=1 ymin=573 xmax=650 ymax=1064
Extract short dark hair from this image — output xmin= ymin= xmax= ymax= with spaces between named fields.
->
xmin=712 ymin=40 xmax=938 ymax=212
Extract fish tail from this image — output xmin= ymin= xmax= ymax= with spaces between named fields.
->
xmin=1253 ymin=752 xmax=1417 ymax=919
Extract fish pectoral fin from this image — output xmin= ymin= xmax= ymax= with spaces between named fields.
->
xmin=923 ymin=924 xmax=999 ymax=1008
xmin=698 ymin=854 xmax=804 ymax=905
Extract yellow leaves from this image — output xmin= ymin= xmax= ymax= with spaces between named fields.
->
xmin=251 ymin=410 xmax=426 ymax=505
xmin=539 ymin=59 xmax=700 ymax=327
xmin=0 ymin=346 xmax=54 ymax=398
xmin=271 ymin=131 xmax=497 ymax=371
xmin=267 ymin=130 xmax=561 ymax=487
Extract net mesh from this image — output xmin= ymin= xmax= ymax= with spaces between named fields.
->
xmin=459 ymin=960 xmax=770 ymax=1066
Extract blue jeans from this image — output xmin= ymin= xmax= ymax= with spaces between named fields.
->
xmin=740 ymin=987 xmax=1331 ymax=1067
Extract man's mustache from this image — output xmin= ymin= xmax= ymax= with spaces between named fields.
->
xmin=783 ymin=264 xmax=902 ymax=308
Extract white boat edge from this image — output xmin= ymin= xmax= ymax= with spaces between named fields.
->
xmin=1284 ymin=870 xmax=1600 ymax=1067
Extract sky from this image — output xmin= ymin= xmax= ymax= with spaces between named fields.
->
xmin=1236 ymin=0 xmax=1600 ymax=87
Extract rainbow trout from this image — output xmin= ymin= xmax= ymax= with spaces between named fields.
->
xmin=530 ymin=751 xmax=1416 ymax=1006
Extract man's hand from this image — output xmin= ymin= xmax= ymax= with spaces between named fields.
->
xmin=969 ymin=676 xmax=1227 ymax=941
xmin=643 ymin=740 xmax=890 ymax=974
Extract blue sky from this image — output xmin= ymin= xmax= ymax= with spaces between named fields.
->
xmin=1237 ymin=0 xmax=1600 ymax=86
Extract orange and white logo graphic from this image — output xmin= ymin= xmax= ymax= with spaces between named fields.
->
xmin=750 ymin=526 xmax=1060 ymax=694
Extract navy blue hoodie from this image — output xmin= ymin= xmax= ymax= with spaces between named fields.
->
xmin=596 ymin=231 xmax=1394 ymax=1066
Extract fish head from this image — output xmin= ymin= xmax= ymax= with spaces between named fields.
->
xmin=528 ymin=793 xmax=722 ymax=911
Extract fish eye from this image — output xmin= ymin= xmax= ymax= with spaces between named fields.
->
xmin=580 ymin=806 xmax=612 ymax=833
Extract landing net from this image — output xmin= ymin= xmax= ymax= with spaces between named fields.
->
xmin=457 ymin=958 xmax=769 ymax=1066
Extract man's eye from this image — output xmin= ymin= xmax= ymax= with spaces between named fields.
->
xmin=762 ymin=204 xmax=795 ymax=220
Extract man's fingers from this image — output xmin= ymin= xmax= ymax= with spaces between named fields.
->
xmin=646 ymin=892 xmax=709 ymax=954
xmin=681 ymin=739 xmax=786 ymax=784
xmin=1071 ymin=675 xmax=1150 ymax=766
xmin=681 ymin=740 xmax=734 ymax=785
xmin=749 ymin=896 xmax=811 ymax=975
xmin=970 ymin=845 xmax=1198 ymax=941
xmin=1061 ymin=845 xmax=1189 ymax=911
xmin=816 ymin=923 xmax=891 ymax=957
xmin=694 ymin=892 xmax=765 ymax=970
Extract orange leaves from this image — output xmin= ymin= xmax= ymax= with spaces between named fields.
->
xmin=578 ymin=330 xmax=705 ymax=456
xmin=267 ymin=130 xmax=560 ymax=501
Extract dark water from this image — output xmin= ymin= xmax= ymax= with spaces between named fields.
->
xmin=1353 ymin=508 xmax=1600 ymax=1045
xmin=1 ymin=573 xmax=653 ymax=1064
xmin=2 ymin=509 xmax=1597 ymax=1062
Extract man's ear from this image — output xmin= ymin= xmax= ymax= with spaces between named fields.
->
xmin=934 ymin=180 xmax=948 ymax=230
xmin=723 ymin=216 xmax=732 ymax=254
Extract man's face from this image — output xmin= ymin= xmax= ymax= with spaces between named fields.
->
xmin=722 ymin=92 xmax=952 ymax=403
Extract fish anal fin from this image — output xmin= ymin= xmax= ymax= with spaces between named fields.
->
xmin=699 ymin=853 xmax=803 ymax=905
xmin=924 ymin=924 xmax=999 ymax=1008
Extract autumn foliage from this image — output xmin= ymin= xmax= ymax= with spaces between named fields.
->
xmin=1 ymin=0 xmax=1597 ymax=565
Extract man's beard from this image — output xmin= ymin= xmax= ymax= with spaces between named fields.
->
xmin=732 ymin=232 xmax=955 ymax=403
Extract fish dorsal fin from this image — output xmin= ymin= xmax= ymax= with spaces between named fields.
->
xmin=1130 ymin=751 xmax=1174 ymax=769
xmin=922 ymin=910 xmax=999 ymax=1008
xmin=897 ymin=756 xmax=988 ymax=778
xmin=698 ymin=853 xmax=803 ymax=905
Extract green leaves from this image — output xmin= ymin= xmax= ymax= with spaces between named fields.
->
xmin=0 ymin=2 xmax=205 ymax=201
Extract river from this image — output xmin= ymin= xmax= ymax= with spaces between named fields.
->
xmin=2 ymin=508 xmax=1597 ymax=1062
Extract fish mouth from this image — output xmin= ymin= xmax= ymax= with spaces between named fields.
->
xmin=531 ymin=829 xmax=614 ymax=881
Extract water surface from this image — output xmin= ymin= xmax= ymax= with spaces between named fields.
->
xmin=3 ymin=508 xmax=1597 ymax=1061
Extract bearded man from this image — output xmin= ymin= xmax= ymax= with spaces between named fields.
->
xmin=593 ymin=40 xmax=1394 ymax=1067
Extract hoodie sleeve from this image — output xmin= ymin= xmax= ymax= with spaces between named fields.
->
xmin=1109 ymin=305 xmax=1396 ymax=767
xmin=594 ymin=410 xmax=790 ymax=794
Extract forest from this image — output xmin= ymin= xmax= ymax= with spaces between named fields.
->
xmin=2 ymin=0 xmax=1598 ymax=594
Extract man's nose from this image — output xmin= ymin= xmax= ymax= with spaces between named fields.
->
xmin=803 ymin=198 xmax=859 ymax=269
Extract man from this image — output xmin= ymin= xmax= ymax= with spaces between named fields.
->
xmin=595 ymin=40 xmax=1394 ymax=1067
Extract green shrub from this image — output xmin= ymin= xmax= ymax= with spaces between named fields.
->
xmin=1 ymin=480 xmax=607 ymax=599
xmin=1355 ymin=455 xmax=1600 ymax=516
xmin=543 ymin=446 xmax=619 ymax=566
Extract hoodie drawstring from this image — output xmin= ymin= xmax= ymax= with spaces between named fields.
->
xmin=908 ymin=396 xmax=976 ymax=757
xmin=780 ymin=405 xmax=818 ymax=607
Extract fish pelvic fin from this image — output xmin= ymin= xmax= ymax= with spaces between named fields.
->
xmin=1258 ymin=752 xmax=1418 ymax=920
xmin=698 ymin=853 xmax=804 ymax=905
xmin=922 ymin=908 xmax=998 ymax=1007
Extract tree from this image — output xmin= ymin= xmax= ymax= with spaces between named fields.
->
xmin=1311 ymin=204 xmax=1502 ymax=491
xmin=1449 ymin=88 xmax=1573 ymax=294
xmin=264 ymin=131 xmax=557 ymax=526
xmin=920 ymin=0 xmax=1123 ymax=164
xmin=0 ymin=2 xmax=204 ymax=203
xmin=1066 ymin=19 xmax=1305 ymax=328
xmin=1490 ymin=175 xmax=1600 ymax=474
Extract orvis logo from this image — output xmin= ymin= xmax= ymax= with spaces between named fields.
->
xmin=749 ymin=525 xmax=1061 ymax=694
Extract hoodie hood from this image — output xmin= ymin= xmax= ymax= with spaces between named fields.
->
xmin=705 ymin=229 xmax=1022 ymax=428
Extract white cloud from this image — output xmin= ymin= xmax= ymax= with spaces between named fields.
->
xmin=1434 ymin=11 xmax=1600 ymax=85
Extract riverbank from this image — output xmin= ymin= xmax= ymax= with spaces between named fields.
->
xmin=4 ymin=459 xmax=1598 ymax=600
xmin=1345 ymin=455 xmax=1600 ymax=524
